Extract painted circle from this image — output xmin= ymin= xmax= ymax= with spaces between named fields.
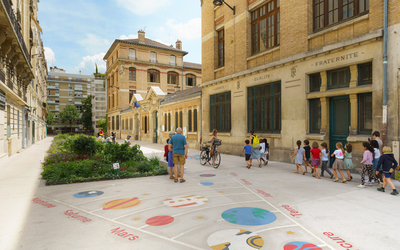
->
xmin=283 ymin=241 xmax=322 ymax=250
xmin=200 ymin=182 xmax=214 ymax=186
xmin=164 ymin=195 xmax=208 ymax=208
xmin=73 ymin=191 xmax=104 ymax=198
xmin=207 ymin=229 xmax=264 ymax=250
xmin=221 ymin=207 xmax=277 ymax=226
xmin=146 ymin=216 xmax=174 ymax=226
xmin=102 ymin=197 xmax=141 ymax=210
xmin=200 ymin=174 xmax=216 ymax=177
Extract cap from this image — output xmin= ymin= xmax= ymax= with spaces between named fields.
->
xmin=127 ymin=135 xmax=131 ymax=137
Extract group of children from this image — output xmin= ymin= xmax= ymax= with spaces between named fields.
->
xmin=289 ymin=132 xmax=399 ymax=195
xmin=242 ymin=138 xmax=269 ymax=169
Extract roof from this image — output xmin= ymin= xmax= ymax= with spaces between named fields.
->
xmin=151 ymin=86 xmax=166 ymax=96
xmin=134 ymin=94 xmax=143 ymax=102
xmin=104 ymin=38 xmax=188 ymax=60
xmin=161 ymin=86 xmax=201 ymax=105
xmin=183 ymin=62 xmax=202 ymax=69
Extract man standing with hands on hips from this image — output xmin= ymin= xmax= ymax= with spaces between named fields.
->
xmin=169 ymin=127 xmax=188 ymax=183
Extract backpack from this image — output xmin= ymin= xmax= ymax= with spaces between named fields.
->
xmin=252 ymin=135 xmax=260 ymax=149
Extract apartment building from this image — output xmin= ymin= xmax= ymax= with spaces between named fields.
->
xmin=47 ymin=67 xmax=91 ymax=134
xmin=91 ymin=76 xmax=106 ymax=134
xmin=200 ymin=0 xmax=400 ymax=166
xmin=0 ymin=0 xmax=47 ymax=158
xmin=104 ymin=30 xmax=202 ymax=140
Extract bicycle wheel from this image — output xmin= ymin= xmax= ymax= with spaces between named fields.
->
xmin=212 ymin=152 xmax=221 ymax=168
xmin=200 ymin=150 xmax=208 ymax=165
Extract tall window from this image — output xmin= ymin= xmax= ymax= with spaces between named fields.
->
xmin=248 ymin=81 xmax=281 ymax=133
xmin=175 ymin=112 xmax=178 ymax=128
xmin=188 ymin=110 xmax=192 ymax=132
xmin=193 ymin=109 xmax=198 ymax=132
xmin=179 ymin=111 xmax=183 ymax=128
xmin=130 ymin=118 xmax=133 ymax=131
xmin=310 ymin=73 xmax=321 ymax=92
xmin=358 ymin=62 xmax=372 ymax=86
xmin=116 ymin=115 xmax=119 ymax=130
xmin=167 ymin=71 xmax=179 ymax=85
xmin=251 ymin=0 xmax=280 ymax=54
xmin=218 ymin=29 xmax=224 ymax=67
xmin=164 ymin=114 xmax=167 ymax=131
xmin=168 ymin=113 xmax=171 ymax=131
xmin=125 ymin=119 xmax=128 ymax=132
xmin=314 ymin=0 xmax=369 ymax=30
xmin=129 ymin=49 xmax=136 ymax=60
xmin=112 ymin=116 xmax=115 ymax=130
xmin=122 ymin=119 xmax=125 ymax=131
xmin=144 ymin=116 xmax=148 ymax=134
xmin=309 ymin=99 xmax=321 ymax=133
xmin=150 ymin=52 xmax=157 ymax=63
xmin=328 ymin=67 xmax=350 ymax=89
xmin=359 ymin=93 xmax=372 ymax=134
xmin=129 ymin=90 xmax=135 ymax=104
xmin=186 ymin=74 xmax=196 ymax=86
xmin=148 ymin=69 xmax=160 ymax=83
xmin=68 ymin=84 xmax=72 ymax=89
xmin=210 ymin=92 xmax=231 ymax=132
xmin=170 ymin=55 xmax=176 ymax=65
xmin=129 ymin=68 xmax=136 ymax=81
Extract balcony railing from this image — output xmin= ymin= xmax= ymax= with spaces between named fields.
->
xmin=47 ymin=85 xmax=58 ymax=89
xmin=1 ymin=0 xmax=31 ymax=67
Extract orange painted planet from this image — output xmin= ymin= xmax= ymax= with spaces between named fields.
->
xmin=146 ymin=216 xmax=174 ymax=226
xmin=102 ymin=197 xmax=141 ymax=210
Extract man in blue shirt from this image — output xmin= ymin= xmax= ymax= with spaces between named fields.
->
xmin=169 ymin=127 xmax=188 ymax=183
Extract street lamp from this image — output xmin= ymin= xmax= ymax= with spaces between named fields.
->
xmin=213 ymin=0 xmax=235 ymax=15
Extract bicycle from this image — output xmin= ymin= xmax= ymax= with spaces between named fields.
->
xmin=200 ymin=140 xmax=221 ymax=168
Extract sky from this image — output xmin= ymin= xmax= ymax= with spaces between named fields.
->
xmin=40 ymin=0 xmax=202 ymax=75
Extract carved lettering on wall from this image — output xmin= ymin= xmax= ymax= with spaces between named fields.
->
xmin=311 ymin=52 xmax=362 ymax=67
xmin=252 ymin=74 xmax=272 ymax=82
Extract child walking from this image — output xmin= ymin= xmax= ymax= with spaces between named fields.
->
xmin=331 ymin=142 xmax=347 ymax=183
xmin=358 ymin=142 xmax=378 ymax=188
xmin=320 ymin=142 xmax=333 ymax=178
xmin=166 ymin=139 xmax=175 ymax=179
xmin=242 ymin=140 xmax=252 ymax=169
xmin=376 ymin=146 xmax=399 ymax=195
xmin=310 ymin=142 xmax=322 ymax=179
xmin=290 ymin=140 xmax=305 ymax=175
xmin=371 ymin=140 xmax=383 ymax=186
xmin=303 ymin=140 xmax=313 ymax=173
xmin=260 ymin=139 xmax=269 ymax=166
xmin=343 ymin=144 xmax=354 ymax=181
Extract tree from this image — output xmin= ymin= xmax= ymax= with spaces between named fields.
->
xmin=81 ymin=95 xmax=93 ymax=133
xmin=59 ymin=104 xmax=80 ymax=132
xmin=46 ymin=110 xmax=56 ymax=125
xmin=97 ymin=114 xmax=108 ymax=133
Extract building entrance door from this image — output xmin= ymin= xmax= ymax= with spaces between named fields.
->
xmin=329 ymin=96 xmax=350 ymax=164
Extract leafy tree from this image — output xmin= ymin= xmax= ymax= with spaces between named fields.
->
xmin=46 ymin=107 xmax=56 ymax=125
xmin=59 ymin=104 xmax=80 ymax=131
xmin=81 ymin=95 xmax=93 ymax=133
xmin=97 ymin=114 xmax=108 ymax=133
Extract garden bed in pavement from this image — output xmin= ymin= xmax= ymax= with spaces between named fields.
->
xmin=41 ymin=134 xmax=167 ymax=185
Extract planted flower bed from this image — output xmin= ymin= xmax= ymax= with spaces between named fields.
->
xmin=41 ymin=134 xmax=167 ymax=185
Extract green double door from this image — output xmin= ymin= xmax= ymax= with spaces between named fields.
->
xmin=329 ymin=96 xmax=350 ymax=161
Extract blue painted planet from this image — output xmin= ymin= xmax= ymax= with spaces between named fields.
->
xmin=221 ymin=207 xmax=277 ymax=226
xmin=73 ymin=191 xmax=104 ymax=198
xmin=283 ymin=241 xmax=322 ymax=250
xmin=200 ymin=182 xmax=214 ymax=186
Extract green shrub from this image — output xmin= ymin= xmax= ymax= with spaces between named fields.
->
xmin=99 ymin=143 xmax=146 ymax=163
xmin=138 ymin=161 xmax=152 ymax=173
xmin=70 ymin=135 xmax=99 ymax=155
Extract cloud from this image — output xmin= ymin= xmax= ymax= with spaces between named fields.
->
xmin=166 ymin=18 xmax=201 ymax=40
xmin=77 ymin=53 xmax=106 ymax=74
xmin=44 ymin=47 xmax=55 ymax=64
xmin=78 ymin=34 xmax=111 ymax=54
xmin=119 ymin=34 xmax=138 ymax=39
xmin=114 ymin=0 xmax=171 ymax=15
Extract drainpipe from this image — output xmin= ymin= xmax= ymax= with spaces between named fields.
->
xmin=382 ymin=0 xmax=388 ymax=146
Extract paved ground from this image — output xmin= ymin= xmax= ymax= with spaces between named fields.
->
xmin=1 ymin=138 xmax=399 ymax=250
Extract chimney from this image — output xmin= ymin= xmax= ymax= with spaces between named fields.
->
xmin=176 ymin=39 xmax=182 ymax=50
xmin=138 ymin=30 xmax=145 ymax=44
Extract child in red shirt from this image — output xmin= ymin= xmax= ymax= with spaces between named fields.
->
xmin=310 ymin=141 xmax=322 ymax=179
xmin=164 ymin=139 xmax=169 ymax=162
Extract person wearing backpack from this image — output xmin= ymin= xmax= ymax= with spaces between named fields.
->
xmin=249 ymin=130 xmax=262 ymax=168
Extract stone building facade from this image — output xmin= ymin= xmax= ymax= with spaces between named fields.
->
xmin=91 ymin=76 xmax=106 ymax=134
xmin=200 ymin=0 xmax=400 ymax=167
xmin=104 ymin=30 xmax=202 ymax=140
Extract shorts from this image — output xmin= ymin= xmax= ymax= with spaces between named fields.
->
xmin=372 ymin=158 xmax=379 ymax=171
xmin=384 ymin=172 xmax=392 ymax=178
xmin=173 ymin=154 xmax=186 ymax=166
xmin=245 ymin=154 xmax=251 ymax=161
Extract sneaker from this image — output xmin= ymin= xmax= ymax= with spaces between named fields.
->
xmin=379 ymin=182 xmax=383 ymax=188
xmin=391 ymin=190 xmax=399 ymax=195
xmin=357 ymin=184 xmax=366 ymax=188
xmin=366 ymin=182 xmax=372 ymax=186
xmin=377 ymin=187 xmax=385 ymax=192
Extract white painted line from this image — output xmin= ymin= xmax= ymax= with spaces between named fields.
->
xmin=206 ymin=192 xmax=252 ymax=198
xmin=232 ymin=178 xmax=335 ymax=250
xmin=254 ymin=224 xmax=299 ymax=233
xmin=51 ymin=199 xmax=203 ymax=250
xmin=89 ymin=208 xmax=104 ymax=213
xmin=111 ymin=204 xmax=165 ymax=221
xmin=139 ymin=224 xmax=149 ymax=229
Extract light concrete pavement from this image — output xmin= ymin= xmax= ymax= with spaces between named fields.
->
xmin=1 ymin=138 xmax=399 ymax=250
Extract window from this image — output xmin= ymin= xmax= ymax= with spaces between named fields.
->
xmin=130 ymin=118 xmax=133 ymax=131
xmin=188 ymin=110 xmax=192 ymax=132
xmin=112 ymin=116 xmax=115 ymax=130
xmin=218 ymin=29 xmax=224 ymax=67
xmin=186 ymin=74 xmax=196 ymax=86
xmin=129 ymin=49 xmax=136 ymax=60
xmin=309 ymin=99 xmax=321 ymax=133
xmin=193 ymin=109 xmax=198 ymax=132
xmin=55 ymin=83 xmax=59 ymax=88
xmin=328 ymin=67 xmax=350 ymax=89
xmin=48 ymin=90 xmax=50 ymax=95
xmin=68 ymin=84 xmax=72 ymax=89
xmin=129 ymin=90 xmax=135 ymax=104
xmin=170 ymin=55 xmax=176 ymax=65
xmin=179 ymin=111 xmax=183 ymax=128
xmin=55 ymin=99 xmax=59 ymax=103
xmin=125 ymin=119 xmax=128 ymax=132
xmin=129 ymin=68 xmax=136 ymax=81
xmin=167 ymin=71 xmax=179 ymax=85
xmin=55 ymin=90 xmax=59 ymax=95
xmin=122 ymin=119 xmax=125 ymax=131
xmin=359 ymin=93 xmax=372 ymax=134
xmin=175 ymin=112 xmax=178 ymax=128
xmin=358 ymin=62 xmax=372 ymax=85
xmin=116 ymin=115 xmax=119 ymax=130
xmin=248 ymin=81 xmax=281 ymax=133
xmin=310 ymin=73 xmax=321 ymax=92
xmin=148 ymin=69 xmax=160 ymax=83
xmin=251 ymin=0 xmax=280 ymax=54
xmin=168 ymin=113 xmax=171 ymax=131
xmin=144 ymin=116 xmax=148 ymax=134
xmin=69 ymin=99 xmax=72 ymax=104
xmin=164 ymin=114 xmax=167 ymax=131
xmin=210 ymin=92 xmax=231 ymax=132
xmin=150 ymin=52 xmax=157 ymax=63
xmin=69 ymin=91 xmax=72 ymax=96
xmin=314 ymin=0 xmax=368 ymax=30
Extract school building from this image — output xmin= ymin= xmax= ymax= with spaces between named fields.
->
xmin=200 ymin=0 xmax=400 ymax=167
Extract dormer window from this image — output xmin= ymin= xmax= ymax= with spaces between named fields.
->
xmin=150 ymin=52 xmax=157 ymax=63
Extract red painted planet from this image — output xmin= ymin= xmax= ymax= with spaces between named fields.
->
xmin=146 ymin=216 xmax=174 ymax=226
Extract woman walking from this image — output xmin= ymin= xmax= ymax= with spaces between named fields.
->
xmin=249 ymin=130 xmax=262 ymax=168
